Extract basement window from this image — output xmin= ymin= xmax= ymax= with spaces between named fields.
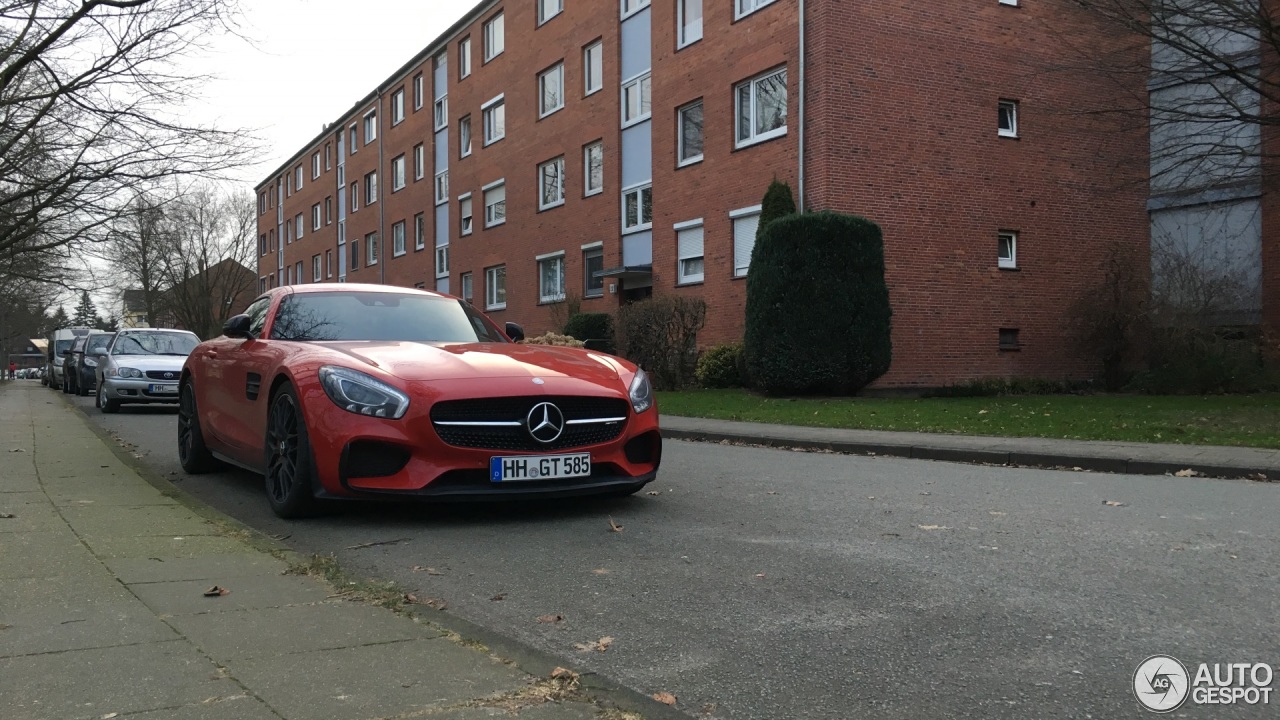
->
xmin=999 ymin=328 xmax=1021 ymax=351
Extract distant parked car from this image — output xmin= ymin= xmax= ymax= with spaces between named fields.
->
xmin=47 ymin=327 xmax=92 ymax=390
xmin=94 ymin=329 xmax=200 ymax=413
xmin=65 ymin=331 xmax=116 ymax=397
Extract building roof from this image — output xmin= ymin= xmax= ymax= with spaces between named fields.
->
xmin=121 ymin=289 xmax=146 ymax=313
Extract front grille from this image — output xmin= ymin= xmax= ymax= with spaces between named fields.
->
xmin=430 ymin=396 xmax=629 ymax=451
xmin=144 ymin=370 xmax=181 ymax=380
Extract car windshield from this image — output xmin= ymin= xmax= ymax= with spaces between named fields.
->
xmin=112 ymin=332 xmax=199 ymax=356
xmin=86 ymin=335 xmax=114 ymax=353
xmin=54 ymin=340 xmax=73 ymax=355
xmin=270 ymin=292 xmax=508 ymax=343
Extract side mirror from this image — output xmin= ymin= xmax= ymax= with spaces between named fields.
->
xmin=505 ymin=322 xmax=525 ymax=342
xmin=223 ymin=314 xmax=253 ymax=339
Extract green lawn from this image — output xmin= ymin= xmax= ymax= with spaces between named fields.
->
xmin=656 ymin=389 xmax=1280 ymax=449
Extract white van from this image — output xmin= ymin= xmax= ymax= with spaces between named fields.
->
xmin=46 ymin=327 xmax=92 ymax=389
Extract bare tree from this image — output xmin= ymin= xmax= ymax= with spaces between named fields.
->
xmin=0 ymin=0 xmax=254 ymax=283
xmin=159 ymin=185 xmax=256 ymax=339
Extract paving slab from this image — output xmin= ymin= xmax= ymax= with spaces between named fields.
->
xmin=45 ymin=485 xmax=181 ymax=507
xmin=434 ymin=705 xmax=601 ymax=720
xmin=82 ymin=533 xmax=255 ymax=559
xmin=121 ymin=695 xmax=283 ymax=720
xmin=129 ymin=575 xmax=335 ymax=616
xmin=59 ymin=503 xmax=215 ymax=537
xmin=0 ymin=530 xmax=101 ymax=579
xmin=106 ymin=553 xmax=290 ymax=585
xmin=0 ymin=503 xmax=67 ymax=534
xmin=233 ymin=637 xmax=528 ymax=720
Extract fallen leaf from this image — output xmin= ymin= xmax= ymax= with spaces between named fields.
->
xmin=490 ymin=593 xmax=506 ymax=601
xmin=9 ymin=448 xmax=24 ymax=453
xmin=575 ymin=636 xmax=614 ymax=652
xmin=1071 ymin=467 xmax=1084 ymax=472
xmin=920 ymin=491 xmax=931 ymax=496
xmin=978 ymin=409 xmax=988 ymax=415
xmin=608 ymin=516 xmax=624 ymax=533
xmin=701 ymin=703 xmax=719 ymax=716
xmin=0 ymin=513 xmax=15 ymax=519
xmin=551 ymin=667 xmax=578 ymax=680
xmin=1247 ymin=473 xmax=1268 ymax=481
xmin=403 ymin=593 xmax=418 ymax=604
xmin=411 ymin=566 xmax=445 ymax=575
xmin=0 ymin=623 xmax=12 ymax=631
xmin=202 ymin=585 xmax=229 ymax=597
xmin=652 ymin=691 xmax=677 ymax=706
xmin=767 ymin=491 xmax=778 ymax=495
xmin=646 ymin=491 xmax=660 ymax=496
xmin=591 ymin=568 xmax=610 ymax=575
xmin=989 ymin=511 xmax=1006 ymax=516
xmin=422 ymin=597 xmax=448 ymax=610
xmin=101 ymin=714 xmax=119 ymax=719
xmin=917 ymin=525 xmax=952 ymax=531
xmin=754 ymin=573 xmax=765 ymax=579
xmin=1174 ymin=468 xmax=1199 ymax=478
xmin=1103 ymin=500 xmax=1126 ymax=507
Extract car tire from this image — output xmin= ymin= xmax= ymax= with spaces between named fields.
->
xmin=76 ymin=375 xmax=89 ymax=397
xmin=264 ymin=384 xmax=320 ymax=519
xmin=177 ymin=380 xmax=222 ymax=474
xmin=97 ymin=384 xmax=119 ymax=414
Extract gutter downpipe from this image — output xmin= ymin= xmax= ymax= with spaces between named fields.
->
xmin=798 ymin=0 xmax=806 ymax=212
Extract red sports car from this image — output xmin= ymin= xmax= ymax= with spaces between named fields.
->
xmin=177 ymin=284 xmax=661 ymax=518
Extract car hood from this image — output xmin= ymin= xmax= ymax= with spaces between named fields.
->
xmin=111 ymin=355 xmax=189 ymax=372
xmin=316 ymin=341 xmax=628 ymax=385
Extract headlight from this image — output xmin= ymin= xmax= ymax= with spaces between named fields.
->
xmin=318 ymin=366 xmax=410 ymax=419
xmin=116 ymin=367 xmax=142 ymax=379
xmin=84 ymin=357 xmax=98 ymax=367
xmin=628 ymin=367 xmax=653 ymax=414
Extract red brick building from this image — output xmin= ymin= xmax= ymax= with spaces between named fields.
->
xmin=256 ymin=0 xmax=1151 ymax=388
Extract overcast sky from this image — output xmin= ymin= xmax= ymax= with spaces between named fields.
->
xmin=192 ymin=0 xmax=464 ymax=190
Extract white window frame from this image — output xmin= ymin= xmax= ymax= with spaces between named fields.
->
xmin=460 ymin=271 xmax=474 ymax=303
xmin=999 ymin=0 xmax=1018 ymax=5
xmin=731 ymin=204 xmax=762 ymax=277
xmin=539 ymin=62 xmax=565 ymax=118
xmin=482 ymin=95 xmax=505 ymax=145
xmin=415 ymin=213 xmax=426 ymax=251
xmin=621 ymin=183 xmax=652 ymax=233
xmin=582 ymin=244 xmax=604 ymax=298
xmin=436 ymin=244 xmax=450 ymax=278
xmin=326 ymin=249 xmax=333 ymax=278
xmin=414 ymin=143 xmax=425 ymax=180
xmin=537 ymin=251 xmax=566 ymax=303
xmin=313 ymin=254 xmax=322 ymax=282
xmin=311 ymin=203 xmax=321 ymax=231
xmin=459 ymin=193 xmax=474 ymax=236
xmin=325 ymin=143 xmax=332 ymax=170
xmin=999 ymin=100 xmax=1019 ymax=138
xmin=483 ymin=180 xmax=506 ymax=228
xmin=434 ymin=95 xmax=448 ymax=131
xmin=365 ymin=170 xmax=378 ymax=205
xmin=584 ymin=41 xmax=603 ymax=96
xmin=435 ymin=170 xmax=449 ymax=205
xmin=366 ymin=231 xmax=379 ymax=266
xmin=391 ymin=88 xmax=405 ymax=125
xmin=413 ymin=74 xmax=424 ymax=110
xmin=459 ymin=37 xmax=472 ymax=78
xmin=392 ymin=220 xmax=406 ymax=257
xmin=621 ymin=0 xmax=650 ymax=20
xmin=998 ymin=231 xmax=1018 ymax=269
xmin=485 ymin=265 xmax=507 ymax=310
xmin=311 ymin=152 xmax=321 ymax=179
xmin=538 ymin=0 xmax=563 ymax=25
xmin=621 ymin=72 xmax=651 ymax=127
xmin=678 ymin=100 xmax=704 ymax=166
xmin=735 ymin=67 xmax=788 ymax=148
xmin=584 ymin=142 xmax=603 ymax=196
xmin=295 ymin=166 xmax=303 ymax=191
xmin=392 ymin=154 xmax=406 ymax=192
xmin=735 ymin=0 xmax=777 ymax=20
xmin=459 ymin=115 xmax=473 ymax=157
xmin=350 ymin=182 xmax=359 ymax=212
xmin=484 ymin=12 xmax=504 ymax=62
xmin=675 ymin=219 xmax=705 ymax=284
xmin=348 ymin=123 xmax=358 ymax=154
xmin=363 ymin=108 xmax=377 ymax=144
xmin=678 ymin=0 xmax=703 ymax=47
xmin=294 ymin=213 xmax=303 ymax=240
xmin=538 ymin=156 xmax=565 ymax=211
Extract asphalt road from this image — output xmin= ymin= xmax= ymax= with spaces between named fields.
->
xmin=63 ymin=388 xmax=1279 ymax=719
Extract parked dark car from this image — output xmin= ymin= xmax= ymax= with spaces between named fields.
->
xmin=65 ymin=332 xmax=116 ymax=397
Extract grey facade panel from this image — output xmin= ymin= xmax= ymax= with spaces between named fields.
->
xmin=622 ymin=230 xmax=652 ymax=266
xmin=435 ymin=128 xmax=449 ymax=171
xmin=435 ymin=203 xmax=450 ymax=247
xmin=620 ymin=7 xmax=651 ymax=80
xmin=1150 ymin=199 xmax=1262 ymax=325
xmin=1150 ymin=79 xmax=1260 ymax=195
xmin=620 ymin=121 xmax=652 ymax=189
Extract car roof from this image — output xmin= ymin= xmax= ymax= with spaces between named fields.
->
xmin=282 ymin=283 xmax=448 ymax=299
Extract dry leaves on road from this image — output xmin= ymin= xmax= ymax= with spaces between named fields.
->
xmin=917 ymin=525 xmax=952 ymax=531
xmin=646 ymin=491 xmax=661 ymax=496
xmin=754 ymin=573 xmax=766 ymax=579
xmin=1174 ymin=469 xmax=1200 ymax=478
xmin=0 ymin=513 xmax=15 ymax=519
xmin=537 ymin=613 xmax=565 ymax=624
xmin=1247 ymin=473 xmax=1268 ymax=481
xmin=202 ymin=586 xmax=229 ymax=597
xmin=1103 ymin=500 xmax=1127 ymax=507
xmin=411 ymin=566 xmax=445 ymax=575
xmin=422 ymin=597 xmax=448 ymax=610
xmin=550 ymin=667 xmax=579 ymax=680
xmin=652 ymin=691 xmax=677 ymax=705
xmin=608 ymin=516 xmax=624 ymax=533
xmin=490 ymin=593 xmax=506 ymax=601
xmin=574 ymin=636 xmax=614 ymax=653
xmin=591 ymin=568 xmax=610 ymax=575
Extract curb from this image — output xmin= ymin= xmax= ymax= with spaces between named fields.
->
xmin=661 ymin=428 xmax=1275 ymax=481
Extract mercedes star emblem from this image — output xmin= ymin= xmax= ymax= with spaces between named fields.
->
xmin=526 ymin=402 xmax=565 ymax=444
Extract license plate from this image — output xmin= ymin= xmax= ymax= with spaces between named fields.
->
xmin=490 ymin=453 xmax=591 ymax=482
xmin=148 ymin=383 xmax=178 ymax=394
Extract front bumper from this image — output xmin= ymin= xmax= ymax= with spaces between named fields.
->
xmin=102 ymin=377 xmax=181 ymax=403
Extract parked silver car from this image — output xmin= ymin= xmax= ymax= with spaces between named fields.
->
xmin=94 ymin=329 xmax=201 ymax=413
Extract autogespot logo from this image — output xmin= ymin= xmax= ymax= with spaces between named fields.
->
xmin=1135 ymin=655 xmax=1190 ymax=713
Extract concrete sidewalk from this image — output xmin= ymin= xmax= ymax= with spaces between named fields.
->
xmin=660 ymin=414 xmax=1280 ymax=480
xmin=0 ymin=382 xmax=652 ymax=720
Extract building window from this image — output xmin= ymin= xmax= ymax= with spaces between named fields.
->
xmin=538 ymin=253 xmax=566 ymax=303
xmin=312 ymin=254 xmax=322 ymax=282
xmin=584 ymin=247 xmax=604 ymax=297
xmin=325 ymin=142 xmax=332 ymax=170
xmin=622 ymin=72 xmax=651 ymax=126
xmin=259 ymin=234 xmax=266 ymax=256
xmin=539 ymin=62 xmax=565 ymax=117
xmin=460 ymin=115 xmax=472 ymax=157
xmin=622 ymin=183 xmax=652 ymax=232
xmin=998 ymin=100 xmax=1018 ymax=138
xmin=415 ymin=212 xmax=426 ymax=251
xmin=731 ymin=205 xmax=761 ymax=277
xmin=434 ymin=95 xmax=448 ymax=131
xmin=459 ymin=36 xmax=472 ymax=78
xmin=678 ymin=100 xmax=704 ymax=165
xmin=460 ymin=194 xmax=474 ymax=235
xmin=350 ymin=238 xmax=359 ymax=271
xmin=676 ymin=221 xmax=705 ymax=284
xmin=539 ymin=0 xmax=563 ymax=24
xmin=284 ymin=219 xmax=292 ymax=244
xmin=679 ymin=0 xmax=703 ymax=46
xmin=392 ymin=221 xmax=406 ymax=257
xmin=435 ymin=50 xmax=447 ymax=79
xmin=484 ymin=12 xmax=504 ymax=61
xmin=736 ymin=0 xmax=777 ymax=19
xmin=392 ymin=155 xmax=406 ymax=192
xmin=350 ymin=182 xmax=359 ymax=212
xmin=326 ymin=249 xmax=333 ymax=278
xmin=295 ymin=165 xmax=303 ymax=191
xmin=584 ymin=141 xmax=603 ymax=196
xmin=584 ymin=41 xmax=603 ymax=95
xmin=736 ymin=67 xmax=787 ymax=147
xmin=258 ymin=193 xmax=266 ymax=215
xmin=295 ymin=261 xmax=303 ymax=285
xmin=366 ymin=232 xmax=378 ymax=266
xmin=286 ymin=173 xmax=292 ymax=197
xmin=461 ymin=272 xmax=473 ymax=303
xmin=363 ymin=109 xmax=377 ymax=144
xmin=483 ymin=96 xmax=505 ymax=145
xmin=998 ymin=231 xmax=1017 ymax=269
xmin=484 ymin=181 xmax=506 ymax=227
xmin=413 ymin=73 xmax=424 ymax=110
xmin=324 ymin=197 xmax=332 ymax=225
xmin=485 ymin=265 xmax=507 ymax=310
xmin=348 ymin=123 xmax=357 ymax=154
xmin=621 ymin=0 xmax=650 ymax=19
xmin=414 ymin=143 xmax=425 ymax=180
xmin=436 ymin=244 xmax=449 ymax=278
xmin=311 ymin=203 xmax=321 ymax=231
xmin=365 ymin=171 xmax=378 ymax=205
xmin=295 ymin=213 xmax=303 ymax=240
xmin=999 ymin=328 xmax=1021 ymax=350
xmin=999 ymin=0 xmax=1018 ymax=6
xmin=391 ymin=88 xmax=405 ymax=125
xmin=435 ymin=171 xmax=449 ymax=205
xmin=539 ymin=156 xmax=565 ymax=210
xmin=311 ymin=152 xmax=321 ymax=179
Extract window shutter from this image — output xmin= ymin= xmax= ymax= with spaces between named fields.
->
xmin=733 ymin=214 xmax=759 ymax=276
xmin=677 ymin=226 xmax=704 ymax=260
